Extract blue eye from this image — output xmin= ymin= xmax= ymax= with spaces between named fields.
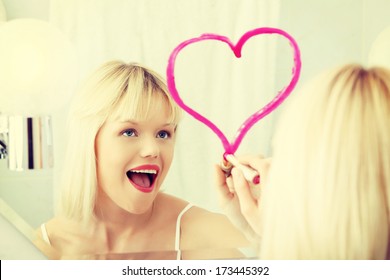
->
xmin=122 ymin=129 xmax=137 ymax=137
xmin=157 ymin=130 xmax=170 ymax=139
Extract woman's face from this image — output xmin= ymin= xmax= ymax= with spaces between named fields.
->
xmin=95 ymin=103 xmax=177 ymax=214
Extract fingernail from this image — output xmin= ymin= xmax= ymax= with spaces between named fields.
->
xmin=253 ymin=175 xmax=260 ymax=185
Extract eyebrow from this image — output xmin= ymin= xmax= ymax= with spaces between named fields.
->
xmin=120 ymin=120 xmax=176 ymax=127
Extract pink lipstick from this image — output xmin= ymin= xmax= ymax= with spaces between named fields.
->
xmin=126 ymin=164 xmax=160 ymax=193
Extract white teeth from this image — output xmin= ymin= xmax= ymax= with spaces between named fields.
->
xmin=130 ymin=169 xmax=157 ymax=174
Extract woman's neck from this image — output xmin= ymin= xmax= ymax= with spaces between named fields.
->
xmin=89 ymin=190 xmax=156 ymax=253
xmin=94 ymin=189 xmax=155 ymax=233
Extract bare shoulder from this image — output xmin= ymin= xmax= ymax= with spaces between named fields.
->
xmin=180 ymin=206 xmax=250 ymax=250
xmin=43 ymin=217 xmax=79 ymax=236
xmin=35 ymin=217 xmax=66 ymax=239
xmin=35 ymin=217 xmax=93 ymax=256
xmin=154 ymin=194 xmax=251 ymax=258
xmin=34 ymin=217 xmax=79 ymax=258
xmin=37 ymin=217 xmax=79 ymax=242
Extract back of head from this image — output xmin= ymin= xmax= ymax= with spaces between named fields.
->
xmin=260 ymin=64 xmax=390 ymax=259
xmin=57 ymin=61 xmax=181 ymax=223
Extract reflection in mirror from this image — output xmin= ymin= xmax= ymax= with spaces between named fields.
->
xmin=0 ymin=198 xmax=47 ymax=259
xmin=36 ymin=249 xmax=258 ymax=261
xmin=1 ymin=189 xmax=258 ymax=260
xmin=1 ymin=0 xmax=390 ymax=260
xmin=30 ymin=61 xmax=255 ymax=259
xmin=0 ymin=115 xmax=53 ymax=171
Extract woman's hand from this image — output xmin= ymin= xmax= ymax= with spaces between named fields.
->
xmin=214 ymin=155 xmax=271 ymax=243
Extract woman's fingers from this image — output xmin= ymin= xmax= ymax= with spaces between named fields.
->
xmin=231 ymin=167 xmax=262 ymax=235
xmin=214 ymin=164 xmax=234 ymax=202
xmin=231 ymin=168 xmax=258 ymax=215
xmin=226 ymin=176 xmax=235 ymax=193
xmin=215 ymin=156 xmax=265 ymax=238
xmin=234 ymin=155 xmax=272 ymax=185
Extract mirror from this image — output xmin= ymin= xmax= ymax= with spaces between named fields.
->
xmin=1 ymin=0 xmax=390 ymax=259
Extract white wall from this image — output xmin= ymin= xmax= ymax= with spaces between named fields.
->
xmin=277 ymin=0 xmax=390 ymax=86
xmin=0 ymin=0 xmax=54 ymax=229
xmin=2 ymin=0 xmax=50 ymax=21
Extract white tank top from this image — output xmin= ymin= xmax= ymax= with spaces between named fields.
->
xmin=175 ymin=203 xmax=193 ymax=259
xmin=40 ymin=203 xmax=194 ymax=259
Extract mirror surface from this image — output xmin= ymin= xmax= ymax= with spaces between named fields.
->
xmin=1 ymin=0 xmax=390 ymax=259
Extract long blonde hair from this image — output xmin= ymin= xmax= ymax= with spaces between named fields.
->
xmin=260 ymin=64 xmax=390 ymax=259
xmin=58 ymin=61 xmax=181 ymax=223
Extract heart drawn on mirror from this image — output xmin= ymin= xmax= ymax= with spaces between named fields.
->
xmin=166 ymin=27 xmax=301 ymax=155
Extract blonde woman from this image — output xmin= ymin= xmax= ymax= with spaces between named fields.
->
xmin=35 ymin=61 xmax=249 ymax=259
xmin=216 ymin=64 xmax=390 ymax=259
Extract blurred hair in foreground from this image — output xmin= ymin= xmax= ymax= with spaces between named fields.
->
xmin=261 ymin=64 xmax=390 ymax=259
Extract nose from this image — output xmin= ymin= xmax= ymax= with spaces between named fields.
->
xmin=139 ymin=137 xmax=159 ymax=158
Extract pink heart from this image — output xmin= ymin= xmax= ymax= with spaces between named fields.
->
xmin=166 ymin=27 xmax=301 ymax=155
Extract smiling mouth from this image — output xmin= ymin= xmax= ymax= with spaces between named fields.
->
xmin=126 ymin=169 xmax=158 ymax=190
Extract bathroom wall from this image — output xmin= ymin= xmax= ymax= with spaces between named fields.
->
xmin=0 ymin=0 xmax=54 ymax=228
xmin=2 ymin=0 xmax=50 ymax=21
xmin=277 ymin=0 xmax=390 ymax=89
xmin=0 ymin=161 xmax=53 ymax=228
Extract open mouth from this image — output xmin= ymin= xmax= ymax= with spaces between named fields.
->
xmin=126 ymin=166 xmax=159 ymax=193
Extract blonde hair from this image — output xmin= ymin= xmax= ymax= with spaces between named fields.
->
xmin=58 ymin=61 xmax=181 ymax=222
xmin=260 ymin=64 xmax=390 ymax=259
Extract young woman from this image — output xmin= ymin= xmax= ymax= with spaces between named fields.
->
xmin=36 ymin=61 xmax=249 ymax=259
xmin=216 ymin=64 xmax=390 ymax=259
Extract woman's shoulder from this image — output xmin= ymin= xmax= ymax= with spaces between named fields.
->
xmin=34 ymin=217 xmax=79 ymax=258
xmin=155 ymin=193 xmax=246 ymax=242
xmin=180 ymin=206 xmax=250 ymax=250
xmin=36 ymin=217 xmax=94 ymax=254
xmin=42 ymin=217 xmax=79 ymax=235
xmin=181 ymin=206 xmax=229 ymax=230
